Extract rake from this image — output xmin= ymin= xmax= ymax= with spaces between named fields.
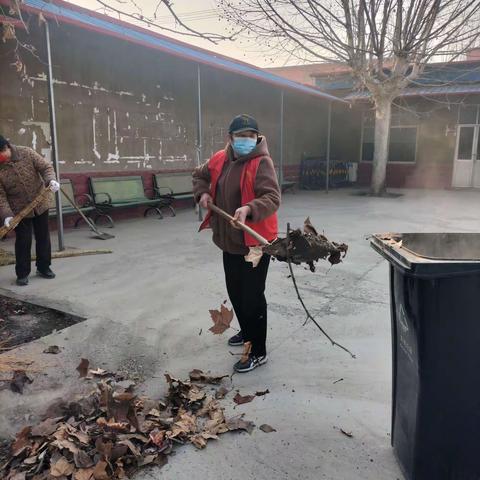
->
xmin=60 ymin=186 xmax=114 ymax=240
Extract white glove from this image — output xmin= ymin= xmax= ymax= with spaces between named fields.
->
xmin=49 ymin=180 xmax=60 ymax=192
xmin=4 ymin=217 xmax=13 ymax=228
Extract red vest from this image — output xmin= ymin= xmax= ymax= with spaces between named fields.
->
xmin=199 ymin=149 xmax=278 ymax=246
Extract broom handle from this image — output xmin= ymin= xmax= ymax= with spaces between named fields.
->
xmin=0 ymin=187 xmax=51 ymax=239
xmin=208 ymin=203 xmax=270 ymax=246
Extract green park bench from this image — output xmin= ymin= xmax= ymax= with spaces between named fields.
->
xmin=88 ymin=175 xmax=167 ymax=227
xmin=49 ymin=178 xmax=95 ymax=227
xmin=152 ymin=173 xmax=194 ymax=217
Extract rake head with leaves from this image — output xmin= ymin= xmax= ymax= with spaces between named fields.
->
xmin=264 ymin=217 xmax=348 ymax=272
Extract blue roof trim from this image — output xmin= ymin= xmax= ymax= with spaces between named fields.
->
xmin=24 ymin=0 xmax=343 ymax=103
xmin=346 ymin=84 xmax=480 ymax=100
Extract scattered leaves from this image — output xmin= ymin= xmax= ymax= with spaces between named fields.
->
xmin=209 ymin=305 xmax=234 ymax=334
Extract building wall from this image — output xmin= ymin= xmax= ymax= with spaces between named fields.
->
xmin=0 ymin=19 xmax=332 ymax=205
xmin=353 ymin=99 xmax=470 ymax=189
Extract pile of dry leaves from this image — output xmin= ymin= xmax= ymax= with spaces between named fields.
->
xmin=1 ymin=365 xmax=254 ymax=480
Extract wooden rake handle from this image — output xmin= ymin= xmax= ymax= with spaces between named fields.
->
xmin=208 ymin=203 xmax=270 ymax=246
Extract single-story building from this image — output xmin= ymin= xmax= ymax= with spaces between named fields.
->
xmin=0 ymin=0 xmax=345 ymax=224
xmin=271 ymin=51 xmax=480 ymax=189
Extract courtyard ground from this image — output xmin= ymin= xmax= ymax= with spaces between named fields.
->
xmin=1 ymin=187 xmax=478 ymax=480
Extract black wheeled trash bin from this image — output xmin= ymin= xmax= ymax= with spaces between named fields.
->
xmin=371 ymin=233 xmax=480 ymax=480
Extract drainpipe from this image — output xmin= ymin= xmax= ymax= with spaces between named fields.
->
xmin=45 ymin=20 xmax=64 ymax=251
xmin=326 ymin=101 xmax=332 ymax=194
xmin=196 ymin=64 xmax=203 ymax=222
xmin=279 ymin=90 xmax=284 ymax=186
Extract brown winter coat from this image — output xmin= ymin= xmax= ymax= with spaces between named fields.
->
xmin=192 ymin=136 xmax=281 ymax=255
xmin=0 ymin=145 xmax=56 ymax=221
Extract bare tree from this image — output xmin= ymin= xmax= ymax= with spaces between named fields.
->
xmin=219 ymin=0 xmax=480 ymax=194
xmin=1 ymin=0 xmax=233 ymax=76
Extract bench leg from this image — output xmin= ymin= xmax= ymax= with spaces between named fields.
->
xmin=144 ymin=206 xmax=164 ymax=219
xmin=94 ymin=213 xmax=114 ymax=228
xmin=160 ymin=205 xmax=176 ymax=217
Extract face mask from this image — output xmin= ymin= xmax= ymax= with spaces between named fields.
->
xmin=232 ymin=137 xmax=257 ymax=156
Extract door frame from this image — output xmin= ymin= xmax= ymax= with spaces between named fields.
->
xmin=452 ymin=123 xmax=480 ymax=188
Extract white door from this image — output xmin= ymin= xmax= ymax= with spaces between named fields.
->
xmin=472 ymin=128 xmax=480 ymax=188
xmin=452 ymin=125 xmax=479 ymax=188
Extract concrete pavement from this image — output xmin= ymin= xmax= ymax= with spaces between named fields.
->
xmin=1 ymin=188 xmax=479 ymax=480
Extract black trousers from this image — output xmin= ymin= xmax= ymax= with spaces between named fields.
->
xmin=223 ymin=252 xmax=270 ymax=357
xmin=14 ymin=210 xmax=51 ymax=278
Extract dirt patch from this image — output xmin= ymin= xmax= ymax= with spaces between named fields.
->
xmin=0 ymin=295 xmax=85 ymax=349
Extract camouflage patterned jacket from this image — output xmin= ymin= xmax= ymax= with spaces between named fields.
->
xmin=0 ymin=145 xmax=56 ymax=221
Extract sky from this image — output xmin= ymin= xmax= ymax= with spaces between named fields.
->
xmin=71 ymin=0 xmax=293 ymax=68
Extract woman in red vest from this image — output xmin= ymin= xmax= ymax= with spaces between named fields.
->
xmin=193 ymin=114 xmax=281 ymax=373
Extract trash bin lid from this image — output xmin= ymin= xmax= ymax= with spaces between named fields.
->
xmin=371 ymin=233 xmax=480 ymax=278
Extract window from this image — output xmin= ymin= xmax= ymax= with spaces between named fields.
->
xmin=458 ymin=105 xmax=479 ymax=125
xmin=361 ymin=108 xmax=418 ymax=163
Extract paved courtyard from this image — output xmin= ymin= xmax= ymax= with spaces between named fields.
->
xmin=1 ymin=187 xmax=479 ymax=480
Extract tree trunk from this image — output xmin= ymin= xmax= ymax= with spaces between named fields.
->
xmin=371 ymin=99 xmax=392 ymax=195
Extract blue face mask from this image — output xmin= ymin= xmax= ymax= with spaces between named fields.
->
xmin=232 ymin=137 xmax=257 ymax=156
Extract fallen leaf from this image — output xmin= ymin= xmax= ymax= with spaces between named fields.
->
xmin=226 ymin=416 xmax=255 ymax=434
xmin=43 ymin=345 xmax=61 ymax=354
xmin=89 ymin=368 xmax=110 ymax=377
xmin=92 ymin=459 xmax=109 ymax=480
xmin=215 ymin=386 xmax=229 ymax=399
xmin=11 ymin=426 xmax=32 ymax=456
xmin=74 ymin=450 xmax=94 ymax=469
xmin=76 ymin=359 xmax=89 ymax=378
xmin=255 ymin=389 xmax=270 ymax=397
xmin=233 ymin=392 xmax=255 ymax=405
xmin=187 ymin=385 xmax=206 ymax=402
xmin=190 ymin=432 xmax=217 ymax=449
xmin=340 ymin=428 xmax=353 ymax=438
xmin=9 ymin=472 xmax=26 ymax=480
xmin=149 ymin=429 xmax=166 ymax=448
xmin=50 ymin=456 xmax=75 ymax=477
xmin=240 ymin=341 xmax=252 ymax=363
xmin=189 ymin=369 xmax=228 ymax=385
xmin=51 ymin=438 xmax=79 ymax=455
xmin=259 ymin=424 xmax=276 ymax=433
xmin=10 ymin=370 xmax=33 ymax=394
xmin=74 ymin=467 xmax=95 ymax=480
xmin=167 ymin=412 xmax=197 ymax=439
xmin=208 ymin=305 xmax=234 ymax=334
xmin=138 ymin=454 xmax=156 ymax=466
xmin=31 ymin=417 xmax=60 ymax=437
xmin=117 ymin=439 xmax=141 ymax=457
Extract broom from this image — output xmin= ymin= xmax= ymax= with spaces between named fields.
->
xmin=0 ymin=187 xmax=52 ymax=239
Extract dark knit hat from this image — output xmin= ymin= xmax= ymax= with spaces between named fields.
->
xmin=0 ymin=135 xmax=10 ymax=151
xmin=228 ymin=114 xmax=259 ymax=134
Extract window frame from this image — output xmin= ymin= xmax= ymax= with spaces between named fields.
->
xmin=359 ymin=110 xmax=419 ymax=165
